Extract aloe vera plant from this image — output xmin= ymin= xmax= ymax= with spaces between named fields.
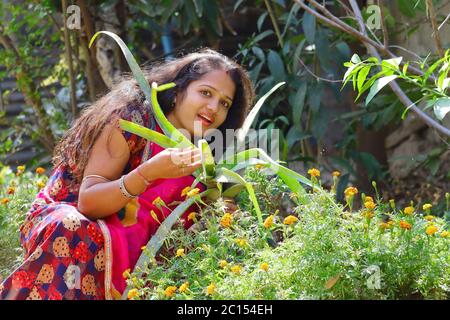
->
xmin=89 ymin=31 xmax=315 ymax=299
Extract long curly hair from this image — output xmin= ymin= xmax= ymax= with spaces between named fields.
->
xmin=52 ymin=48 xmax=255 ymax=185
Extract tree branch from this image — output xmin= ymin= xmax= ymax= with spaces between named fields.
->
xmin=264 ymin=0 xmax=284 ymax=48
xmin=348 ymin=0 xmax=450 ymax=138
xmin=426 ymin=0 xmax=444 ymax=57
xmin=377 ymin=0 xmax=389 ymax=48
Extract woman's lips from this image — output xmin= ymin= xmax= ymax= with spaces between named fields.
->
xmin=197 ymin=114 xmax=213 ymax=127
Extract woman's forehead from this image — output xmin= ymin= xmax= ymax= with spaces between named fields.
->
xmin=192 ymin=70 xmax=236 ymax=99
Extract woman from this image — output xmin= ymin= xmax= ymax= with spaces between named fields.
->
xmin=0 ymin=48 xmax=254 ymax=300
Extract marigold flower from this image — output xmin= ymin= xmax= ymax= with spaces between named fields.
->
xmin=308 ymin=168 xmax=320 ymax=178
xmin=404 ymin=206 xmax=414 ymax=215
xmin=35 ymin=167 xmax=46 ymax=175
xmin=220 ymin=213 xmax=233 ymax=228
xmin=176 ymin=248 xmax=185 ymax=257
xmin=260 ymin=262 xmax=269 ymax=272
xmin=179 ymin=282 xmax=189 ymax=293
xmin=425 ymin=225 xmax=438 ymax=236
xmin=364 ymin=201 xmax=376 ymax=210
xmin=186 ymin=188 xmax=200 ymax=197
xmin=219 ymin=260 xmax=228 ymax=268
xmin=181 ymin=186 xmax=191 ymax=197
xmin=230 ymin=265 xmax=242 ymax=274
xmin=127 ymin=288 xmax=138 ymax=299
xmin=1 ymin=198 xmax=9 ymax=205
xmin=164 ymin=286 xmax=177 ymax=298
xmin=263 ymin=215 xmax=274 ymax=229
xmin=399 ymin=220 xmax=412 ymax=230
xmin=254 ymin=163 xmax=265 ymax=170
xmin=440 ymin=231 xmax=449 ymax=238
xmin=235 ymin=238 xmax=247 ymax=247
xmin=364 ymin=211 xmax=374 ymax=219
xmin=16 ymin=165 xmax=25 ymax=175
xmin=379 ymin=222 xmax=390 ymax=230
xmin=122 ymin=268 xmax=131 ymax=279
xmin=283 ymin=215 xmax=298 ymax=225
xmin=364 ymin=196 xmax=374 ymax=203
xmin=332 ymin=171 xmax=341 ymax=177
xmin=206 ymin=283 xmax=215 ymax=295
xmin=7 ymin=187 xmax=15 ymax=195
xmin=344 ymin=186 xmax=358 ymax=197
xmin=187 ymin=212 xmax=196 ymax=221
xmin=36 ymin=181 xmax=46 ymax=189
xmin=422 ymin=203 xmax=432 ymax=211
xmin=424 ymin=215 xmax=434 ymax=221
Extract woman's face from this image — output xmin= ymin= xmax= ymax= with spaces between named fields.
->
xmin=167 ymin=69 xmax=236 ymax=138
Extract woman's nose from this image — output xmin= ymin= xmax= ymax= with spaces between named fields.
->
xmin=206 ymin=100 xmax=219 ymax=113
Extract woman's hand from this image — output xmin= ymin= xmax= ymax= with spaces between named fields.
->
xmin=141 ymin=147 xmax=202 ymax=180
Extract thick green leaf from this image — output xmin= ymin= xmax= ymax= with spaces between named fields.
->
xmin=119 ymin=119 xmax=178 ymax=148
xmin=365 ymin=75 xmax=398 ymax=105
xmin=198 ymin=139 xmax=216 ymax=178
xmin=302 ymin=9 xmax=316 ymax=44
xmin=357 ymin=65 xmax=371 ymax=93
xmin=433 ymin=98 xmax=450 ymax=120
xmin=267 ymin=50 xmax=286 ymax=82
xmin=292 ymin=81 xmax=307 ymax=128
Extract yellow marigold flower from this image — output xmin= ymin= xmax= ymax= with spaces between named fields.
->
xmin=263 ymin=215 xmax=274 ymax=229
xmin=176 ymin=248 xmax=185 ymax=257
xmin=283 ymin=215 xmax=298 ymax=225
xmin=152 ymin=196 xmax=164 ymax=207
xmin=379 ymin=222 xmax=390 ymax=230
xmin=399 ymin=220 xmax=412 ymax=230
xmin=179 ymin=282 xmax=189 ymax=293
xmin=422 ymin=203 xmax=432 ymax=211
xmin=187 ymin=212 xmax=196 ymax=221
xmin=122 ymin=268 xmax=131 ymax=279
xmin=364 ymin=201 xmax=376 ymax=210
xmin=254 ymin=163 xmax=265 ymax=170
xmin=186 ymin=188 xmax=200 ymax=197
xmin=219 ymin=260 xmax=228 ymax=268
xmin=364 ymin=211 xmax=374 ymax=219
xmin=1 ymin=198 xmax=9 ymax=205
xmin=206 ymin=283 xmax=216 ymax=295
xmin=364 ymin=196 xmax=374 ymax=203
xmin=181 ymin=186 xmax=191 ymax=197
xmin=16 ymin=165 xmax=25 ymax=175
xmin=7 ymin=187 xmax=15 ymax=195
xmin=440 ymin=231 xmax=449 ymax=238
xmin=404 ymin=206 xmax=414 ymax=215
xmin=127 ymin=288 xmax=139 ymax=300
xmin=35 ymin=167 xmax=46 ymax=175
xmin=37 ymin=181 xmax=46 ymax=189
xmin=332 ymin=171 xmax=341 ymax=177
xmin=344 ymin=186 xmax=358 ymax=197
xmin=235 ymin=238 xmax=247 ymax=247
xmin=230 ymin=265 xmax=242 ymax=274
xmin=220 ymin=213 xmax=233 ymax=228
xmin=425 ymin=225 xmax=438 ymax=236
xmin=387 ymin=220 xmax=394 ymax=227
xmin=164 ymin=286 xmax=177 ymax=298
xmin=424 ymin=215 xmax=434 ymax=221
xmin=308 ymin=168 xmax=320 ymax=178
xmin=260 ymin=262 xmax=269 ymax=272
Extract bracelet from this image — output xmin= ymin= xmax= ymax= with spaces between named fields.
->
xmin=136 ymin=166 xmax=152 ymax=186
xmin=82 ymin=174 xmax=111 ymax=184
xmin=119 ymin=175 xmax=137 ymax=199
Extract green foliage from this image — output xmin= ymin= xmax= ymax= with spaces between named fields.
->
xmin=126 ymin=168 xmax=450 ymax=300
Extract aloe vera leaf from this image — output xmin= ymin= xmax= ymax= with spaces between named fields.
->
xmin=119 ymin=119 xmax=178 ymax=148
xmin=236 ymin=82 xmax=285 ymax=146
xmin=198 ymin=139 xmax=216 ymax=178
xmin=222 ymin=184 xmax=245 ymax=198
xmin=121 ymin=189 xmax=212 ymax=300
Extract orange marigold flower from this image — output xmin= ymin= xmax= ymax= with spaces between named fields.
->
xmin=260 ymin=262 xmax=269 ymax=272
xmin=35 ymin=167 xmax=46 ymax=175
xmin=1 ymin=198 xmax=9 ymax=205
xmin=127 ymin=288 xmax=139 ymax=300
xmin=179 ymin=282 xmax=189 ymax=293
xmin=424 ymin=215 xmax=434 ymax=221
xmin=206 ymin=283 xmax=215 ymax=295
xmin=220 ymin=213 xmax=233 ymax=228
xmin=263 ymin=215 xmax=274 ymax=229
xmin=422 ymin=203 xmax=432 ymax=211
xmin=186 ymin=188 xmax=200 ymax=197
xmin=219 ymin=260 xmax=228 ymax=268
xmin=283 ymin=215 xmax=298 ymax=225
xmin=440 ymin=231 xmax=449 ymax=238
xmin=425 ymin=225 xmax=438 ymax=236
xmin=332 ymin=171 xmax=341 ymax=177
xmin=404 ymin=206 xmax=414 ymax=215
xmin=176 ymin=248 xmax=185 ymax=257
xmin=164 ymin=286 xmax=177 ymax=298
xmin=230 ymin=265 xmax=242 ymax=274
xmin=308 ymin=168 xmax=320 ymax=178
xmin=187 ymin=212 xmax=196 ymax=221
xmin=122 ymin=268 xmax=131 ymax=279
xmin=399 ymin=220 xmax=412 ymax=230
xmin=7 ymin=187 xmax=15 ymax=195
xmin=364 ymin=201 xmax=376 ymax=210
xmin=181 ymin=186 xmax=191 ymax=197
xmin=344 ymin=187 xmax=358 ymax=197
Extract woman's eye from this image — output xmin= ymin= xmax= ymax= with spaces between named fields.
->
xmin=221 ymin=101 xmax=230 ymax=109
xmin=201 ymin=90 xmax=211 ymax=96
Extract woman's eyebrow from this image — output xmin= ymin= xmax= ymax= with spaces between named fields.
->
xmin=201 ymin=84 xmax=233 ymax=102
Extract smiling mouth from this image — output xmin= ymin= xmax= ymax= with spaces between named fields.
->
xmin=197 ymin=114 xmax=214 ymax=126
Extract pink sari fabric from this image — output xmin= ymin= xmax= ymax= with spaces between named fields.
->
xmin=105 ymin=139 xmax=205 ymax=296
